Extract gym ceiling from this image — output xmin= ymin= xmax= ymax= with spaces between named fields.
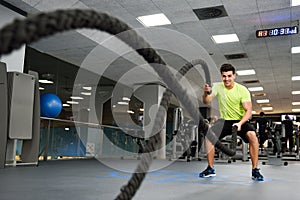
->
xmin=2 ymin=0 xmax=300 ymax=115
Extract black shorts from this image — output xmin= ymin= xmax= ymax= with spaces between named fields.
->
xmin=209 ymin=119 xmax=256 ymax=143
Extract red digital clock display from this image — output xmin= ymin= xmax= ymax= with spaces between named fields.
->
xmin=256 ymin=26 xmax=298 ymax=38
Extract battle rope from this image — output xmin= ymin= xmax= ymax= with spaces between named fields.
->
xmin=117 ymin=58 xmax=238 ymax=199
xmin=0 ymin=9 xmax=236 ymax=200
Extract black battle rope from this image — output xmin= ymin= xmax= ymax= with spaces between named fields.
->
xmin=0 ymin=9 xmax=234 ymax=199
xmin=117 ymin=58 xmax=238 ymax=199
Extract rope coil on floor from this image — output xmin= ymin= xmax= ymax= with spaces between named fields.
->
xmin=0 ymin=9 xmax=236 ymax=200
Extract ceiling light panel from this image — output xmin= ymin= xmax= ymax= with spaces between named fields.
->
xmin=211 ymin=34 xmax=239 ymax=44
xmin=236 ymin=69 xmax=256 ymax=76
xmin=122 ymin=97 xmax=131 ymax=101
xmin=117 ymin=101 xmax=129 ymax=105
xmin=262 ymin=107 xmax=273 ymax=111
xmin=66 ymin=101 xmax=79 ymax=104
xmin=39 ymin=79 xmax=54 ymax=84
xmin=256 ymin=99 xmax=270 ymax=104
xmin=292 ymin=102 xmax=300 ymax=105
xmin=70 ymin=96 xmax=84 ymax=100
xmin=291 ymin=46 xmax=300 ymax=54
xmin=137 ymin=13 xmax=171 ymax=27
xmin=81 ymin=92 xmax=91 ymax=96
xmin=82 ymin=86 xmax=92 ymax=90
xmin=248 ymin=87 xmax=264 ymax=92
xmin=292 ymin=90 xmax=300 ymax=95
xmin=291 ymin=0 xmax=300 ymax=7
xmin=292 ymin=76 xmax=300 ymax=81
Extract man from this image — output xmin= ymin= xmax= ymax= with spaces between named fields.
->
xmin=199 ymin=63 xmax=263 ymax=181
xmin=282 ymin=115 xmax=294 ymax=153
xmin=255 ymin=112 xmax=269 ymax=150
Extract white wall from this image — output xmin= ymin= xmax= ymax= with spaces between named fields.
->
xmin=0 ymin=5 xmax=25 ymax=72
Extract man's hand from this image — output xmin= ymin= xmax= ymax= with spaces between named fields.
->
xmin=203 ymin=84 xmax=212 ymax=95
xmin=233 ymin=122 xmax=242 ymax=131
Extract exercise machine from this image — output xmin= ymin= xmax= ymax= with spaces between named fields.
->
xmin=170 ymin=107 xmax=199 ymax=162
xmin=0 ymin=63 xmax=40 ymax=168
xmin=261 ymin=123 xmax=288 ymax=166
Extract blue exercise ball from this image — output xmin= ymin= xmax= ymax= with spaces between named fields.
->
xmin=40 ymin=93 xmax=62 ymax=118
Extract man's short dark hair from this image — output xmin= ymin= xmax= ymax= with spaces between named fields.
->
xmin=220 ymin=63 xmax=235 ymax=74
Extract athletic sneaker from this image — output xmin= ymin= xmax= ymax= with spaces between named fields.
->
xmin=199 ymin=166 xmax=216 ymax=178
xmin=252 ymin=168 xmax=264 ymax=181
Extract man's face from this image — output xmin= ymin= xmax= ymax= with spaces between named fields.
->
xmin=221 ymin=70 xmax=236 ymax=88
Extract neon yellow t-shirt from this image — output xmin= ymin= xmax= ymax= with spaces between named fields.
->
xmin=212 ymin=82 xmax=251 ymax=120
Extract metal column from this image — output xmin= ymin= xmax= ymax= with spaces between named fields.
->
xmin=0 ymin=62 xmax=8 ymax=169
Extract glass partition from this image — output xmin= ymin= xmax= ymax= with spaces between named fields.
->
xmin=39 ymin=117 xmax=142 ymax=160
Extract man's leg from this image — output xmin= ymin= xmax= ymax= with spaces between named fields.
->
xmin=199 ymin=138 xmax=216 ymax=178
xmin=205 ymin=139 xmax=215 ymax=167
xmin=289 ymin=134 xmax=294 ymax=152
xmin=247 ymin=130 xmax=259 ymax=168
xmin=199 ymin=119 xmax=225 ymax=178
xmin=247 ymin=130 xmax=264 ymax=181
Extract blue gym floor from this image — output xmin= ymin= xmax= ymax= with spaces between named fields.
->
xmin=0 ymin=158 xmax=298 ymax=200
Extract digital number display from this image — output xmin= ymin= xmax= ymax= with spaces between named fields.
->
xmin=256 ymin=26 xmax=298 ymax=38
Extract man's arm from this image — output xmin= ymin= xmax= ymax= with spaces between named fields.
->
xmin=233 ymin=101 xmax=253 ymax=131
xmin=202 ymin=84 xmax=214 ymax=104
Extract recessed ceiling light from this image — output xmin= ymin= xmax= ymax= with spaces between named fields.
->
xmin=63 ymin=104 xmax=70 ymax=107
xmin=291 ymin=0 xmax=300 ymax=7
xmin=262 ymin=107 xmax=273 ymax=111
xmin=81 ymin=92 xmax=91 ymax=96
xmin=122 ymin=97 xmax=130 ymax=101
xmin=291 ymin=46 xmax=300 ymax=54
xmin=256 ymin=99 xmax=269 ymax=104
xmin=39 ymin=87 xmax=45 ymax=90
xmin=236 ymin=69 xmax=256 ymax=76
xmin=70 ymin=96 xmax=84 ymax=100
xmin=66 ymin=101 xmax=79 ymax=104
xmin=292 ymin=90 xmax=300 ymax=95
xmin=82 ymin=86 xmax=92 ymax=90
xmin=211 ymin=34 xmax=239 ymax=44
xmin=292 ymin=108 xmax=300 ymax=112
xmin=248 ymin=87 xmax=263 ymax=92
xmin=117 ymin=101 xmax=129 ymax=105
xmin=39 ymin=79 xmax=54 ymax=84
xmin=137 ymin=13 xmax=171 ymax=27
xmin=127 ymin=110 xmax=134 ymax=114
xmin=292 ymin=76 xmax=300 ymax=81
xmin=292 ymin=102 xmax=300 ymax=105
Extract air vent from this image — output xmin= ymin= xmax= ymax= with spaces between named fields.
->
xmin=193 ymin=5 xmax=228 ymax=20
xmin=242 ymin=80 xmax=260 ymax=84
xmin=252 ymin=93 xmax=266 ymax=97
xmin=259 ymin=104 xmax=272 ymax=107
xmin=225 ymin=53 xmax=248 ymax=60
